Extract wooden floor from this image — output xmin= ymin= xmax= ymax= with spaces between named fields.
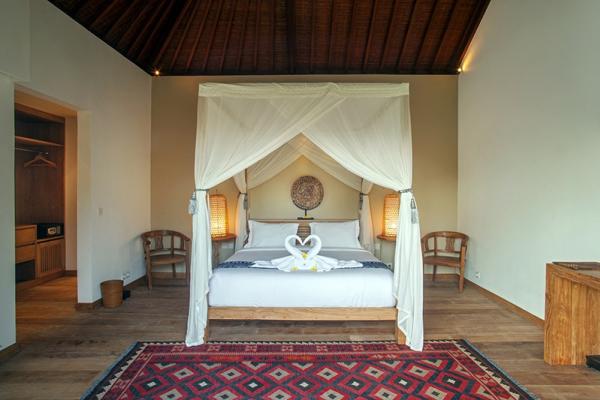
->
xmin=1 ymin=277 xmax=599 ymax=399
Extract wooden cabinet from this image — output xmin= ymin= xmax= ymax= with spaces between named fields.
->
xmin=544 ymin=263 xmax=600 ymax=365
xmin=36 ymin=238 xmax=65 ymax=278
xmin=16 ymin=225 xmax=37 ymax=247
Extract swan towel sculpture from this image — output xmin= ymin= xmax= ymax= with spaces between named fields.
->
xmin=252 ymin=235 xmax=363 ymax=272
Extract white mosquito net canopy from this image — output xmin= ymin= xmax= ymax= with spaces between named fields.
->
xmin=187 ymin=83 xmax=423 ymax=350
xmin=231 ymin=134 xmax=375 ymax=252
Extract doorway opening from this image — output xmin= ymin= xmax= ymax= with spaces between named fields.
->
xmin=13 ymin=90 xmax=78 ymax=328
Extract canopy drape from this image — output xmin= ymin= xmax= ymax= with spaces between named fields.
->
xmin=187 ymin=83 xmax=423 ymax=351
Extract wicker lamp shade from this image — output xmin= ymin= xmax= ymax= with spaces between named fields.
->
xmin=209 ymin=194 xmax=228 ymax=238
xmin=383 ymin=194 xmax=400 ymax=237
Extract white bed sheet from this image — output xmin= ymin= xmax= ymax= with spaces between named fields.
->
xmin=208 ymin=247 xmax=395 ymax=307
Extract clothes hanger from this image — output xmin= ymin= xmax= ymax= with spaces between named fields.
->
xmin=24 ymin=152 xmax=57 ymax=168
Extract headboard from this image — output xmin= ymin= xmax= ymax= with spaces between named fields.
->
xmin=254 ymin=219 xmax=355 ymax=240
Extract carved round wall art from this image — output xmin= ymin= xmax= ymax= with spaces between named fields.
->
xmin=291 ymin=175 xmax=324 ymax=211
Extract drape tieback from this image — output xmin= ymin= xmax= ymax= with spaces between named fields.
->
xmin=358 ymin=192 xmax=366 ymax=210
xmin=398 ymin=188 xmax=419 ymax=224
xmin=239 ymin=192 xmax=248 ymax=210
xmin=188 ymin=189 xmax=209 ymax=215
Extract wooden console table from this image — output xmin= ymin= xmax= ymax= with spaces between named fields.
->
xmin=544 ymin=263 xmax=600 ymax=365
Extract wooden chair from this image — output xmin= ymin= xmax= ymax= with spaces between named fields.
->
xmin=421 ymin=231 xmax=469 ymax=292
xmin=141 ymin=230 xmax=190 ymax=289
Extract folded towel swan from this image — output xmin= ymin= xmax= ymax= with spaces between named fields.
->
xmin=252 ymin=234 xmax=363 ymax=272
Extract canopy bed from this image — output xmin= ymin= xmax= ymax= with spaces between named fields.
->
xmin=187 ymin=82 xmax=424 ymax=351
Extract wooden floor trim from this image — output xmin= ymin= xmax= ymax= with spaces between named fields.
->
xmin=64 ymin=270 xmax=77 ymax=277
xmin=0 ymin=343 xmax=20 ymax=363
xmin=16 ymin=270 xmax=65 ymax=292
xmin=208 ymin=307 xmax=397 ymax=321
xmin=465 ymin=278 xmax=544 ymax=327
xmin=424 ymin=273 xmax=458 ymax=282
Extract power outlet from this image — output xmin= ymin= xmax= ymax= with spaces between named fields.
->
xmin=122 ymin=271 xmax=131 ymax=280
xmin=475 ymin=271 xmax=481 ymax=279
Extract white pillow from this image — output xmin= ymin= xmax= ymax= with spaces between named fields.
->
xmin=309 ymin=220 xmax=361 ymax=248
xmin=245 ymin=221 xmax=299 ymax=248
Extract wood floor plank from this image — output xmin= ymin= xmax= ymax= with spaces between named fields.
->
xmin=0 ymin=276 xmax=598 ymax=399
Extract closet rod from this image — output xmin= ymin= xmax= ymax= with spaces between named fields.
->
xmin=16 ymin=147 xmax=49 ymax=154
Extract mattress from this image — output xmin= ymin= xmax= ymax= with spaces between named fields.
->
xmin=208 ymin=247 xmax=396 ymax=307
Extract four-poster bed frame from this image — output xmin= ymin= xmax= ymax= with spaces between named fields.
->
xmin=205 ymin=218 xmax=406 ymax=345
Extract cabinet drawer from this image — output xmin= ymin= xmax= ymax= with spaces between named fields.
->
xmin=16 ymin=244 xmax=36 ymax=263
xmin=16 ymin=226 xmax=37 ymax=246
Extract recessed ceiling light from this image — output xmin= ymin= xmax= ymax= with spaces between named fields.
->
xmin=153 ymin=69 xmax=160 ymax=76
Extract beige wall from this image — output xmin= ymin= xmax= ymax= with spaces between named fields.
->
xmin=151 ymin=75 xmax=458 ymax=267
xmin=458 ymin=0 xmax=600 ymax=318
xmin=249 ymin=156 xmax=360 ymax=220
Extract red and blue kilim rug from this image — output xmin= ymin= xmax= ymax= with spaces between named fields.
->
xmin=82 ymin=340 xmax=537 ymax=400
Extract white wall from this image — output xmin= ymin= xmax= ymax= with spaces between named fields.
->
xmin=0 ymin=0 xmax=152 ymax=353
xmin=458 ymin=0 xmax=600 ymax=318
xmin=0 ymin=75 xmax=16 ymax=351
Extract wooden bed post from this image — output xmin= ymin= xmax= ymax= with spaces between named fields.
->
xmin=394 ymin=320 xmax=406 ymax=345
xmin=203 ymin=321 xmax=210 ymax=343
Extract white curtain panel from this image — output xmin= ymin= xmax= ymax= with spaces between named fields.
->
xmin=232 ymin=172 xmax=247 ymax=250
xmin=187 ymin=83 xmax=423 ymax=351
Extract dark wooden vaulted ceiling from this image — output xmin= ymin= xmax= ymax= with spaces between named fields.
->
xmin=48 ymin=0 xmax=489 ymax=76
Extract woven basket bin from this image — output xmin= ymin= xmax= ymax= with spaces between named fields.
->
xmin=100 ymin=280 xmax=123 ymax=308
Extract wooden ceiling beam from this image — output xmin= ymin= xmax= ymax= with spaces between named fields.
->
xmin=115 ymin=1 xmax=154 ymax=51
xmin=412 ymin=0 xmax=439 ymax=73
xmin=344 ymin=0 xmax=358 ymax=73
xmin=378 ymin=0 xmax=398 ymax=71
xmin=104 ymin=0 xmax=141 ymax=40
xmin=326 ymin=0 xmax=337 ymax=69
xmin=236 ymin=0 xmax=251 ymax=71
xmin=395 ymin=0 xmax=418 ymax=72
xmin=272 ymin=0 xmax=277 ymax=71
xmin=126 ymin=2 xmax=166 ymax=58
xmin=201 ymin=0 xmax=224 ymax=72
xmin=362 ymin=0 xmax=379 ymax=72
xmin=165 ymin=0 xmax=200 ymax=70
xmin=431 ymin=0 xmax=458 ymax=71
xmin=137 ymin=0 xmax=178 ymax=62
xmin=219 ymin=2 xmax=237 ymax=73
xmin=185 ymin=0 xmax=213 ymax=72
xmin=309 ymin=0 xmax=317 ymax=72
xmin=449 ymin=0 xmax=490 ymax=72
xmin=254 ymin=0 xmax=261 ymax=71
xmin=287 ymin=0 xmax=297 ymax=73
xmin=70 ymin=0 xmax=87 ymax=18
xmin=88 ymin=0 xmax=120 ymax=32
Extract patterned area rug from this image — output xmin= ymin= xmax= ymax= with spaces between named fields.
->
xmin=82 ymin=340 xmax=536 ymax=400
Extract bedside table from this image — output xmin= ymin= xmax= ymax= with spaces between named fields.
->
xmin=211 ymin=233 xmax=236 ymax=266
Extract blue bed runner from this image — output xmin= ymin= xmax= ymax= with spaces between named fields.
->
xmin=215 ymin=261 xmax=390 ymax=270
